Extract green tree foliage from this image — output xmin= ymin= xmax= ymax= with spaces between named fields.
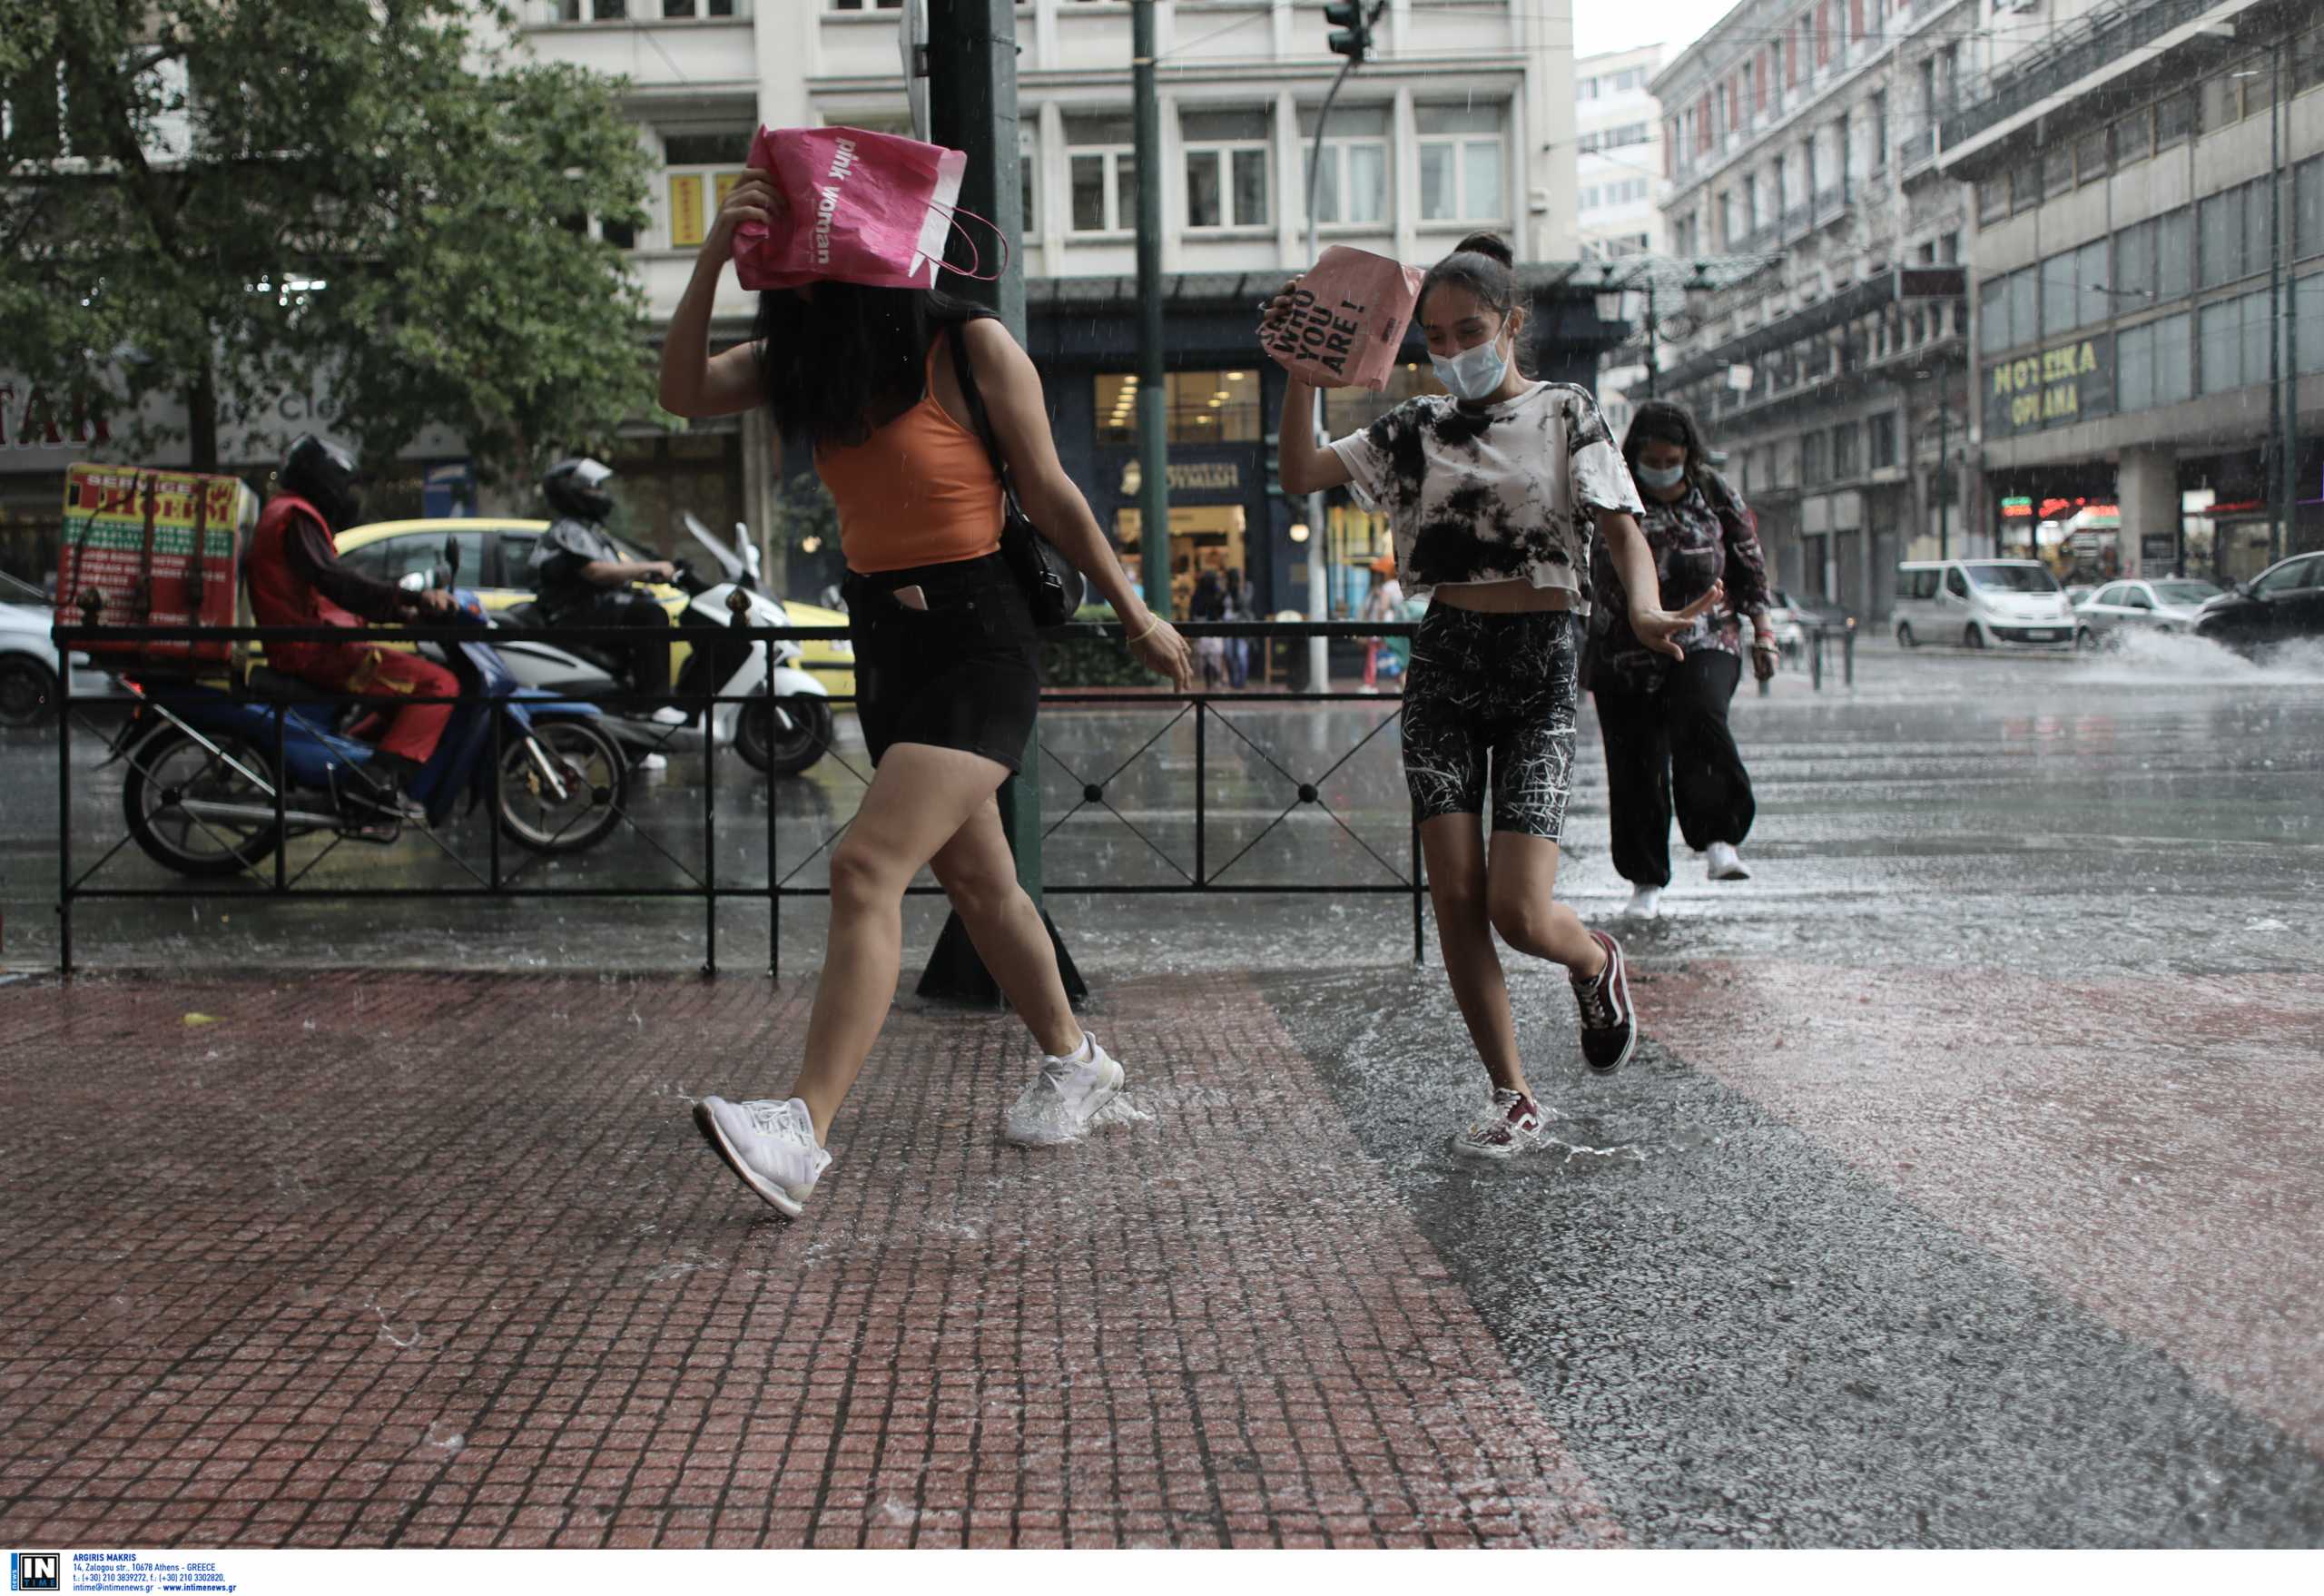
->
xmin=0 ymin=1 xmax=655 ymax=482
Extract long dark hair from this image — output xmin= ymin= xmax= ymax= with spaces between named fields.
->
xmin=753 ymin=284 xmax=985 ymax=451
xmin=1622 ymin=399 xmax=1714 ymax=494
xmin=1416 ymin=231 xmax=1534 ymax=379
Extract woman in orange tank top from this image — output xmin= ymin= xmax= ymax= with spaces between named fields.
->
xmin=656 ymin=164 xmax=1192 ymax=1220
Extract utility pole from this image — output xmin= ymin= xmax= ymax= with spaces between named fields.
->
xmin=1133 ymin=3 xmax=1172 ymax=626
xmin=2277 ymin=44 xmax=2299 ymax=567
xmin=2268 ymin=46 xmax=2287 ymax=569
xmin=921 ymin=0 xmax=1084 ymax=1005
xmin=1297 ymin=3 xmax=1375 ymax=690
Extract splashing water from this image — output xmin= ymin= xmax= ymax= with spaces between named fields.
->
xmin=2073 ymin=629 xmax=2324 ymax=687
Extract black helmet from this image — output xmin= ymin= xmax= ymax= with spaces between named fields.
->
xmin=281 ymin=434 xmax=361 ymax=530
xmin=542 ymin=457 xmax=616 ymax=522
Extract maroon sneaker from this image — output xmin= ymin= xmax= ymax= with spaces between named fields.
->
xmin=1570 ymin=930 xmax=1637 ymax=1075
xmin=1454 ymin=1089 xmax=1549 ymax=1159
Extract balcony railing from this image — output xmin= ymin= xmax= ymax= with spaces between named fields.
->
xmin=1939 ymin=0 xmax=2211 ymax=152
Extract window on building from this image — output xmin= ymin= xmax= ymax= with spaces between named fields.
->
xmin=827 ymin=1 xmax=900 ymax=10
xmin=1871 ymin=90 xmax=1889 ymax=171
xmin=1416 ymin=103 xmax=1507 ymax=224
xmin=2075 ymin=238 xmax=2110 ymax=328
xmin=1066 ymin=114 xmax=1137 ymax=234
xmin=1978 ymin=175 xmax=2008 ymax=225
xmin=1169 ymin=369 xmax=1261 ymax=443
xmin=2198 ymin=291 xmax=2269 ymax=395
xmin=2155 ymin=88 xmax=2195 ymax=151
xmin=2199 ymin=181 xmax=2265 ymax=291
xmin=2112 ymin=106 xmax=2152 ymax=167
xmin=658 ymin=0 xmax=739 ymax=15
xmin=2156 ymin=207 xmax=2192 ymax=300
xmin=1182 ymin=109 xmax=1270 ymax=231
xmin=2042 ymin=250 xmax=2080 ymax=339
xmin=661 ymin=127 xmax=754 ymax=250
xmin=1743 ymin=173 xmax=1759 ymax=233
xmin=2112 ymin=217 xmax=2155 ymax=306
xmin=1832 ymin=421 xmax=1860 ymax=479
xmin=2009 ymin=266 xmax=2038 ymax=351
xmin=2010 ymin=161 xmax=2043 ymax=214
xmin=1300 ymin=106 xmax=1390 ymax=226
xmin=1979 ymin=276 xmax=2009 ymax=353
xmin=1837 ymin=114 xmax=1854 ymax=191
xmin=2297 ymin=156 xmax=2324 ymax=260
xmin=1801 ymin=429 xmax=1828 ymax=486
xmin=2042 ymin=141 xmax=2073 ymax=200
xmin=2074 ymin=127 xmax=2108 ymax=187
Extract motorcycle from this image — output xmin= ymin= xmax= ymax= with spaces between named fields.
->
xmin=488 ymin=514 xmax=833 ymax=778
xmin=107 ymin=542 xmax=628 ymax=879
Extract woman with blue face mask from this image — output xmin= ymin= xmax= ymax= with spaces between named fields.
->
xmin=1263 ymin=232 xmax=1718 ymax=1160
xmin=1589 ymin=399 xmax=1777 ymax=920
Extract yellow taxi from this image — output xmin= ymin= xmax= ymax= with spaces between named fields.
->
xmin=332 ymin=518 xmax=854 ymax=697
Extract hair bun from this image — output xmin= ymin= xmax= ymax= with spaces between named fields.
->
xmin=1452 ymin=232 xmax=1515 ymax=268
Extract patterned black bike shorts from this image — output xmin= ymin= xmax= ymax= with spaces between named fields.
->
xmin=1400 ymin=604 xmax=1581 ymax=841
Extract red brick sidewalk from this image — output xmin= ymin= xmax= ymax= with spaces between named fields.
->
xmin=0 ymin=972 xmax=1619 ymax=1549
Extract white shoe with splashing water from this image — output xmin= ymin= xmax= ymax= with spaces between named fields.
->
xmin=1004 ymin=1031 xmax=1126 ymax=1147
xmin=1706 ymin=842 xmax=1750 ymax=881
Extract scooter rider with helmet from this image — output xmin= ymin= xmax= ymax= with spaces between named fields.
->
xmin=527 ymin=458 xmax=691 ymax=727
xmin=245 ymin=433 xmax=459 ymax=816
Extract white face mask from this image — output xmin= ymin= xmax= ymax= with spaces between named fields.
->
xmin=1636 ymin=463 xmax=1687 ymax=493
xmin=1431 ymin=334 xmax=1510 ymax=402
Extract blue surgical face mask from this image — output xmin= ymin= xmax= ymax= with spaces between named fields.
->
xmin=1431 ymin=334 xmax=1510 ymax=402
xmin=1636 ymin=462 xmax=1687 ymax=493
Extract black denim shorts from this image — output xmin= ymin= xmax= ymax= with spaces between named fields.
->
xmin=842 ymin=554 xmax=1039 ymax=773
xmin=1400 ymin=605 xmax=1581 ymax=841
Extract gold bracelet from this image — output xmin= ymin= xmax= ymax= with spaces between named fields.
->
xmin=1125 ymin=615 xmax=1163 ymax=645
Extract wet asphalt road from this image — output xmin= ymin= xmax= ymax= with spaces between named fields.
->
xmin=5 ymin=632 xmax=2323 ymax=1546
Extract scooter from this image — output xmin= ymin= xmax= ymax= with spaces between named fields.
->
xmin=489 ymin=515 xmax=833 ymax=778
xmin=107 ymin=544 xmax=629 ymax=880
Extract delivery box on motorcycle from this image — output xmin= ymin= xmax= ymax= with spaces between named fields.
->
xmin=55 ymin=463 xmax=251 ymax=666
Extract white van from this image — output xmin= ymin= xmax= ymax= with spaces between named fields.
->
xmin=1892 ymin=559 xmax=2078 ymax=650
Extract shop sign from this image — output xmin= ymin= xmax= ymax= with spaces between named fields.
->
xmin=1118 ymin=458 xmax=1243 ymax=495
xmin=1984 ymin=334 xmax=2113 ymax=438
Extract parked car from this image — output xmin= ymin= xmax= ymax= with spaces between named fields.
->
xmin=1764 ymin=588 xmax=1845 ymax=659
xmin=2073 ymin=576 xmax=2224 ymax=646
xmin=0 ymin=569 xmax=109 ymax=728
xmin=2194 ymin=552 xmax=2324 ymax=655
xmin=333 ymin=519 xmax=854 ymax=698
xmin=1892 ymin=558 xmax=2077 ymax=649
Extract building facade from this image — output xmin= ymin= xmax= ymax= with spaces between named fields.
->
xmin=1938 ymin=0 xmax=2323 ymax=584
xmin=1651 ymin=0 xmax=1978 ymax=620
xmin=518 ymin=0 xmax=1614 ymax=618
xmin=1575 ymin=44 xmax=1669 ymax=263
xmin=5 ymin=1 xmax=1619 ymax=618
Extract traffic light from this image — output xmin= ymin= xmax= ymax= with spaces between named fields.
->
xmin=1324 ymin=2 xmax=1370 ymax=64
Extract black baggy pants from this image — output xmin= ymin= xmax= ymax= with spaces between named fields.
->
xmin=1591 ymin=647 xmax=1753 ymax=890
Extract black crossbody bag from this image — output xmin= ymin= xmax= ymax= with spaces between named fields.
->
xmin=944 ymin=320 xmax=1085 ymax=628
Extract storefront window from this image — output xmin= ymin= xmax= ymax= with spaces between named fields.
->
xmin=1093 ymin=370 xmax=1262 ymax=445
xmin=662 ymin=128 xmax=753 ymax=251
xmin=1322 ymin=362 xmax=1444 ymax=436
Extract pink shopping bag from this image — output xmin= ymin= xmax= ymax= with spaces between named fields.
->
xmin=1262 ymin=246 xmax=1427 ymax=391
xmin=733 ymin=124 xmax=976 ymax=291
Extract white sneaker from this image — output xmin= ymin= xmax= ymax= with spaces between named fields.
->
xmin=1622 ymin=885 xmax=1664 ymax=919
xmin=694 ymin=1096 xmax=832 ymax=1217
xmin=634 ymin=752 xmax=669 ymax=773
xmin=1707 ymin=842 xmax=1750 ymax=881
xmin=648 ymin=705 xmax=691 ymax=727
xmin=1004 ymin=1031 xmax=1126 ymax=1147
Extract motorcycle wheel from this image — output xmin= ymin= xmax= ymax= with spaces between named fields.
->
xmin=497 ymin=716 xmax=628 ymax=854
xmin=0 ymin=656 xmax=57 ymax=727
xmin=736 ymin=693 xmax=832 ymax=777
xmin=121 ymin=726 xmax=282 ymax=878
